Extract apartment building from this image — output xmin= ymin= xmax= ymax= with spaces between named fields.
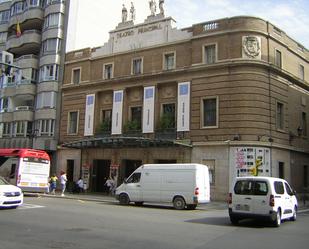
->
xmin=0 ymin=0 xmax=70 ymax=163
xmin=59 ymin=10 xmax=309 ymax=200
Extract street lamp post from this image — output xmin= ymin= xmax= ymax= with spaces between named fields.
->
xmin=28 ymin=129 xmax=39 ymax=149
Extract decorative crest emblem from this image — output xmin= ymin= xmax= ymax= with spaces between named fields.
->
xmin=243 ymin=36 xmax=261 ymax=58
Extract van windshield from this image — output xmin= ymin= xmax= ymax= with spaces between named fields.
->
xmin=234 ymin=180 xmax=268 ymax=195
xmin=126 ymin=173 xmax=141 ymax=183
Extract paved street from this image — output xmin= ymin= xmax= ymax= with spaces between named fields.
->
xmin=0 ymin=196 xmax=309 ymax=249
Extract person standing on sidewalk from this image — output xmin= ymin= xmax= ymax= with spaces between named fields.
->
xmin=60 ymin=171 xmax=67 ymax=197
xmin=50 ymin=174 xmax=58 ymax=195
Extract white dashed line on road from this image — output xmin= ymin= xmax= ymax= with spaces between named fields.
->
xmin=19 ymin=203 xmax=45 ymax=209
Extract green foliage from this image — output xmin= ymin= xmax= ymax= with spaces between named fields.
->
xmin=98 ymin=119 xmax=111 ymax=132
xmin=159 ymin=113 xmax=175 ymax=129
xmin=124 ymin=119 xmax=141 ymax=132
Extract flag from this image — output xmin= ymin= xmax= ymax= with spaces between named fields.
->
xmin=16 ymin=21 xmax=21 ymax=37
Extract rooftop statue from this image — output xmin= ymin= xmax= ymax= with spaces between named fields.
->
xmin=122 ymin=4 xmax=128 ymax=23
xmin=149 ymin=0 xmax=156 ymax=16
xmin=130 ymin=2 xmax=136 ymax=21
xmin=159 ymin=0 xmax=164 ymax=16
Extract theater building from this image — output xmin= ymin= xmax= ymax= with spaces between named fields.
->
xmin=58 ymin=10 xmax=308 ymax=200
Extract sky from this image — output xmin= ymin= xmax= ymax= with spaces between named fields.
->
xmin=66 ymin=0 xmax=309 ymax=52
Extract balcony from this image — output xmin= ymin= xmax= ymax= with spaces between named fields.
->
xmin=9 ymin=7 xmax=44 ymax=30
xmin=6 ymin=30 xmax=42 ymax=56
xmin=35 ymin=108 xmax=57 ymax=120
xmin=0 ymin=109 xmax=13 ymax=122
xmin=15 ymin=81 xmax=36 ymax=95
xmin=155 ymin=128 xmax=177 ymax=140
xmin=44 ymin=1 xmax=66 ymax=16
xmin=13 ymin=106 xmax=34 ymax=121
xmin=14 ymin=54 xmax=39 ymax=69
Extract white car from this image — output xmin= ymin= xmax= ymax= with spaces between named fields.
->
xmin=0 ymin=176 xmax=23 ymax=209
xmin=228 ymin=176 xmax=298 ymax=227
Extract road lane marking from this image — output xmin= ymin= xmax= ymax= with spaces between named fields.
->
xmin=19 ymin=204 xmax=45 ymax=209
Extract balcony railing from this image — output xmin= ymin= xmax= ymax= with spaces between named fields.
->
xmin=123 ymin=130 xmax=143 ymax=137
xmin=155 ymin=128 xmax=177 ymax=140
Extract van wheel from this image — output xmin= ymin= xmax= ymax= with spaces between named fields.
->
xmin=187 ymin=204 xmax=197 ymax=210
xmin=272 ymin=210 xmax=281 ymax=227
xmin=173 ymin=197 xmax=186 ymax=210
xmin=290 ymin=206 xmax=297 ymax=221
xmin=119 ymin=194 xmax=130 ymax=205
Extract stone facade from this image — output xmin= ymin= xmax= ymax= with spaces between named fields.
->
xmin=59 ymin=15 xmax=309 ymax=200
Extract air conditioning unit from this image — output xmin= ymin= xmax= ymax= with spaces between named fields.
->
xmin=15 ymin=106 xmax=30 ymax=111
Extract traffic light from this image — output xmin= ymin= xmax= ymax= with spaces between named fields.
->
xmin=249 ymin=166 xmax=257 ymax=176
xmin=256 ymin=158 xmax=262 ymax=168
xmin=250 ymin=159 xmax=263 ymax=176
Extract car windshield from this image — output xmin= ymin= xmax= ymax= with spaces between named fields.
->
xmin=0 ymin=177 xmax=9 ymax=185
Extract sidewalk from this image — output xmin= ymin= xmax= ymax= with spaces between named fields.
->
xmin=25 ymin=192 xmax=309 ymax=210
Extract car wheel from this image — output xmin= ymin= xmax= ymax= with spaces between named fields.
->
xmin=290 ymin=206 xmax=297 ymax=221
xmin=119 ymin=193 xmax=130 ymax=205
xmin=272 ymin=210 xmax=281 ymax=227
xmin=230 ymin=215 xmax=239 ymax=225
xmin=173 ymin=196 xmax=186 ymax=210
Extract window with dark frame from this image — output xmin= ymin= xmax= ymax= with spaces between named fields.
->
xmin=68 ymin=111 xmax=78 ymax=134
xmin=299 ymin=64 xmax=305 ymax=81
xmin=275 ymin=50 xmax=282 ymax=68
xmin=203 ymin=98 xmax=217 ymax=127
xmin=162 ymin=103 xmax=176 ymax=128
xmin=101 ymin=109 xmax=112 ymax=132
xmin=302 ymin=112 xmax=307 ymax=136
xmin=132 ymin=58 xmax=142 ymax=75
xmin=204 ymin=44 xmax=216 ymax=64
xmin=104 ymin=64 xmax=113 ymax=79
xmin=130 ymin=106 xmax=142 ymax=130
xmin=276 ymin=102 xmax=284 ymax=130
xmin=72 ymin=68 xmax=80 ymax=84
xmin=164 ymin=52 xmax=175 ymax=70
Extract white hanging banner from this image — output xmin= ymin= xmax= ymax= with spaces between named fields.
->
xmin=143 ymin=86 xmax=155 ymax=133
xmin=177 ymin=82 xmax=190 ymax=131
xmin=84 ymin=94 xmax=95 ymax=136
xmin=112 ymin=90 xmax=123 ymax=135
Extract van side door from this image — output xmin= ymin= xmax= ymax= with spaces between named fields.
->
xmin=273 ymin=181 xmax=286 ymax=213
xmin=283 ymin=182 xmax=294 ymax=218
xmin=141 ymin=170 xmax=161 ymax=203
xmin=252 ymin=180 xmax=269 ymax=215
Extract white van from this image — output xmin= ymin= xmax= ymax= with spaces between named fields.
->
xmin=115 ymin=163 xmax=210 ymax=210
xmin=228 ymin=176 xmax=298 ymax=227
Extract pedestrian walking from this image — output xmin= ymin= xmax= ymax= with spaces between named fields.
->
xmin=50 ymin=174 xmax=58 ymax=195
xmin=104 ymin=177 xmax=115 ymax=195
xmin=60 ymin=171 xmax=67 ymax=196
xmin=76 ymin=177 xmax=84 ymax=193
